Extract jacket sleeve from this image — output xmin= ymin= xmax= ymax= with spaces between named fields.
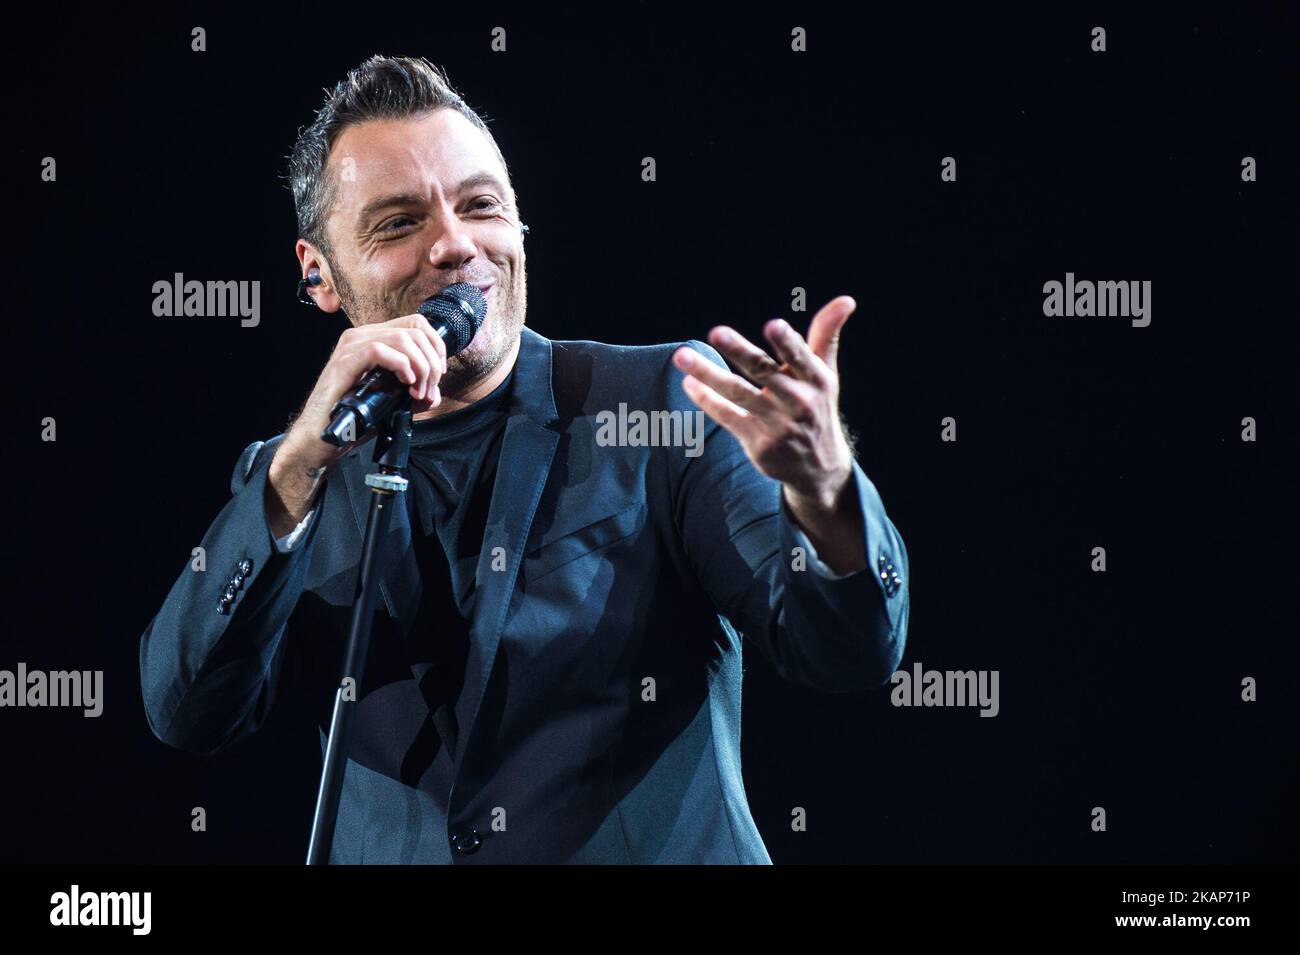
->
xmin=667 ymin=340 xmax=909 ymax=692
xmin=139 ymin=435 xmax=327 ymax=754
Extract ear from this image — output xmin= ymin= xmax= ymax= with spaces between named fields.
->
xmin=295 ymin=238 xmax=343 ymax=313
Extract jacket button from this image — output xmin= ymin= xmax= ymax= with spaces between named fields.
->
xmin=217 ymin=597 xmax=231 ymax=615
xmin=223 ymin=585 xmax=238 ymax=602
xmin=877 ymin=555 xmax=902 ymax=598
xmin=449 ymin=829 xmax=482 ymax=855
xmin=238 ymin=558 xmax=253 ymax=575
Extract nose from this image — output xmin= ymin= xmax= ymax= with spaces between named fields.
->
xmin=426 ymin=209 xmax=478 ymax=271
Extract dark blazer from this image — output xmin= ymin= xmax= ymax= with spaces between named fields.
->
xmin=139 ymin=326 xmax=909 ymax=863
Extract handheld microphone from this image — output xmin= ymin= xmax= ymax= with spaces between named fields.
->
xmin=320 ymin=282 xmax=488 ymax=446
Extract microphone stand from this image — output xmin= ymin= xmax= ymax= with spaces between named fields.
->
xmin=306 ymin=398 xmax=413 ymax=865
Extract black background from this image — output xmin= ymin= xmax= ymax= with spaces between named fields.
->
xmin=4 ymin=1 xmax=1297 ymax=864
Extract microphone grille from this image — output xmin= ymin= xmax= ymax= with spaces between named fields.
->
xmin=418 ymin=283 xmax=488 ymax=356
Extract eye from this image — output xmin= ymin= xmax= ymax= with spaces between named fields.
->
xmin=377 ymin=215 xmax=417 ymax=234
xmin=469 ymin=197 xmax=501 ymax=214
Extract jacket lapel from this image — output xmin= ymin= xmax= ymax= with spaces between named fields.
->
xmin=452 ymin=328 xmax=559 ymax=777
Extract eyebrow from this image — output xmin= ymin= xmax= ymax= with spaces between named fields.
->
xmin=355 ymin=173 xmax=510 ymax=226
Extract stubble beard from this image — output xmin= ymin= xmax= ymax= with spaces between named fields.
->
xmin=332 ymin=262 xmax=527 ymax=399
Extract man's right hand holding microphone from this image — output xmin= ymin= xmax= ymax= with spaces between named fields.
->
xmin=264 ymin=312 xmax=448 ymax=538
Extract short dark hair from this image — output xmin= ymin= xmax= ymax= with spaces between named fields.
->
xmin=286 ymin=55 xmax=510 ymax=260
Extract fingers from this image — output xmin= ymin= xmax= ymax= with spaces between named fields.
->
xmin=354 ymin=329 xmax=435 ymax=400
xmin=703 ymin=326 xmax=821 ymax=412
xmin=400 ymin=325 xmax=442 ymax=401
xmin=707 ymin=326 xmax=782 ymax=381
xmin=392 ymin=312 xmax=448 ymax=369
xmin=762 ymin=318 xmax=827 ymax=387
xmin=672 ymin=347 xmax=765 ymax=410
xmin=397 ymin=313 xmax=449 ymax=404
xmin=386 ymin=314 xmax=449 ymax=401
xmin=334 ymin=341 xmax=418 ymax=394
xmin=338 ymin=317 xmax=448 ymax=402
xmin=805 ymin=295 xmax=855 ymax=373
xmin=679 ymin=374 xmax=764 ymax=445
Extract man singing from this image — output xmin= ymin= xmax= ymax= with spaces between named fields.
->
xmin=139 ymin=55 xmax=910 ymax=864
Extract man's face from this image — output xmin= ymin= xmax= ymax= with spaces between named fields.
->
xmin=319 ymin=108 xmax=526 ymax=396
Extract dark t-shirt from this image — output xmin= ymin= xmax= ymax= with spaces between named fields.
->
xmin=403 ymin=367 xmax=515 ymax=762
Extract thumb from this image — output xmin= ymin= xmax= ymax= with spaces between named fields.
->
xmin=807 ymin=296 xmax=856 ymax=374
